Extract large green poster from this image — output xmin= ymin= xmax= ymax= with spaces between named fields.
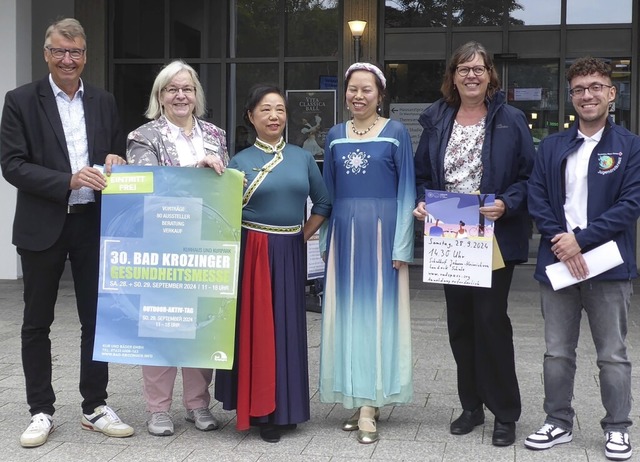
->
xmin=93 ymin=165 xmax=242 ymax=369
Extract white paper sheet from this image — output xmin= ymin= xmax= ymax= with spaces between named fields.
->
xmin=545 ymin=240 xmax=624 ymax=291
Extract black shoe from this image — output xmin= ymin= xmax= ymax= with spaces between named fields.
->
xmin=492 ymin=421 xmax=516 ymax=446
xmin=280 ymin=423 xmax=297 ymax=431
xmin=450 ymin=408 xmax=485 ymax=435
xmin=259 ymin=424 xmax=281 ymax=443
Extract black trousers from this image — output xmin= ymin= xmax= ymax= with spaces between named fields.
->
xmin=18 ymin=206 xmax=108 ymax=416
xmin=444 ymin=263 xmax=521 ymax=423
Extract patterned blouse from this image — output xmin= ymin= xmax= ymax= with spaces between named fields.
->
xmin=444 ymin=117 xmax=485 ymax=193
xmin=126 ymin=115 xmax=229 ymax=167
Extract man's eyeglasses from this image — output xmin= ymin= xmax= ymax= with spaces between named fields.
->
xmin=456 ymin=65 xmax=488 ymax=77
xmin=568 ymin=83 xmax=613 ymax=98
xmin=46 ymin=47 xmax=85 ymax=60
xmin=163 ymin=86 xmax=196 ymax=95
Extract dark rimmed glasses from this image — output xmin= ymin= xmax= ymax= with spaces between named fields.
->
xmin=46 ymin=47 xmax=85 ymax=60
xmin=456 ymin=65 xmax=489 ymax=77
xmin=568 ymin=83 xmax=614 ymax=98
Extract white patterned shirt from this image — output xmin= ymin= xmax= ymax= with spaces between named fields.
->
xmin=444 ymin=118 xmax=485 ymax=193
xmin=49 ymin=75 xmax=93 ymax=204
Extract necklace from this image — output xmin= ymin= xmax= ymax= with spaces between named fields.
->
xmin=351 ymin=115 xmax=380 ymax=136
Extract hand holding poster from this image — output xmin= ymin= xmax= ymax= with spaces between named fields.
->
xmin=423 ymin=190 xmax=495 ymax=287
xmin=93 ymin=165 xmax=243 ymax=369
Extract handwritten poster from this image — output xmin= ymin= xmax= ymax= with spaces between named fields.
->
xmin=423 ymin=190 xmax=495 ymax=287
xmin=93 ymin=165 xmax=243 ymax=369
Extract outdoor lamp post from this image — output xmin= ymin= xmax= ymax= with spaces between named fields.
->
xmin=348 ymin=20 xmax=367 ymax=63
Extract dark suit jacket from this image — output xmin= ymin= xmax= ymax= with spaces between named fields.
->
xmin=0 ymin=76 xmax=125 ymax=251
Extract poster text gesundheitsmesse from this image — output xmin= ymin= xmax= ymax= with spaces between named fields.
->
xmin=93 ymin=165 xmax=242 ymax=369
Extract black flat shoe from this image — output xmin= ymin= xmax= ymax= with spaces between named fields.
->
xmin=259 ymin=424 xmax=281 ymax=443
xmin=450 ymin=407 xmax=485 ymax=435
xmin=492 ymin=421 xmax=516 ymax=446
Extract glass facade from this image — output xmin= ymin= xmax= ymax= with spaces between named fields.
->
xmin=109 ymin=0 xmax=637 ymax=152
xmin=111 ymin=0 xmax=341 ymax=154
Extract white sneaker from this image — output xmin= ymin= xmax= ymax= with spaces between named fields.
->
xmin=20 ymin=413 xmax=54 ymax=447
xmin=605 ymin=431 xmax=632 ymax=460
xmin=524 ymin=423 xmax=573 ymax=450
xmin=148 ymin=411 xmax=174 ymax=436
xmin=81 ymin=405 xmax=134 ymax=437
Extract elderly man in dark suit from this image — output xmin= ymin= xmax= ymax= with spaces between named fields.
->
xmin=0 ymin=18 xmax=133 ymax=448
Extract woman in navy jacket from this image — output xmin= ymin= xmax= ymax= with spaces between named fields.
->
xmin=413 ymin=41 xmax=535 ymax=446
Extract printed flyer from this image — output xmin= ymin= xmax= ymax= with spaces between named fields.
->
xmin=93 ymin=165 xmax=243 ymax=369
xmin=423 ymin=190 xmax=495 ymax=288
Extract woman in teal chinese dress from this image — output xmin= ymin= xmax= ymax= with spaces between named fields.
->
xmin=215 ymin=84 xmax=331 ymax=443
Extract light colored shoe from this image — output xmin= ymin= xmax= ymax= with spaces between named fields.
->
xmin=81 ymin=405 xmax=134 ymax=437
xmin=356 ymin=417 xmax=379 ymax=444
xmin=185 ymin=408 xmax=219 ymax=431
xmin=20 ymin=413 xmax=53 ymax=448
xmin=342 ymin=407 xmax=380 ymax=431
xmin=148 ymin=411 xmax=174 ymax=436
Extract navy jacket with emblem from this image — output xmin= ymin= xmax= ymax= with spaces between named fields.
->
xmin=415 ymin=90 xmax=535 ymax=263
xmin=528 ymin=117 xmax=640 ymax=283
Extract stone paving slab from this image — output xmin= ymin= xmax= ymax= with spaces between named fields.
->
xmin=0 ymin=264 xmax=638 ymax=461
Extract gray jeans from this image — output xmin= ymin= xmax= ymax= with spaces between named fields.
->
xmin=540 ymin=280 xmax=633 ymax=432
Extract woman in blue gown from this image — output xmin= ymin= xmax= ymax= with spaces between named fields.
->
xmin=319 ymin=63 xmax=416 ymax=444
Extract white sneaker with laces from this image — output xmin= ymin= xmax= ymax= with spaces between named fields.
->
xmin=524 ymin=423 xmax=573 ymax=450
xmin=20 ymin=413 xmax=54 ymax=447
xmin=185 ymin=407 xmax=219 ymax=431
xmin=605 ymin=431 xmax=632 ymax=460
xmin=81 ymin=405 xmax=134 ymax=437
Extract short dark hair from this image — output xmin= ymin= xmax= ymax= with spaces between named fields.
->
xmin=243 ymin=84 xmax=287 ymax=129
xmin=566 ymin=56 xmax=612 ymax=82
xmin=441 ymin=41 xmax=500 ymax=106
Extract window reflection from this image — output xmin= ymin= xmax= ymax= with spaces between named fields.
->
xmin=452 ymin=0 xmax=504 ymax=27
xmin=567 ymin=0 xmax=632 ymax=24
xmin=509 ymin=0 xmax=560 ymax=26
xmin=503 ymin=60 xmax=560 ymax=144
xmin=385 ymin=0 xmax=447 ymax=27
xmin=385 ymin=61 xmax=445 ymax=104
xmin=285 ymin=0 xmax=338 ymax=56
xmin=113 ymin=0 xmax=164 ymax=58
xmin=114 ymin=64 xmax=163 ymax=135
xmin=235 ymin=0 xmax=279 ymax=57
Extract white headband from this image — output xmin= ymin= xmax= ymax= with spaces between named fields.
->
xmin=345 ymin=62 xmax=387 ymax=89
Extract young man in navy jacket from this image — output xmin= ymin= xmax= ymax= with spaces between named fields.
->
xmin=525 ymin=57 xmax=640 ymax=461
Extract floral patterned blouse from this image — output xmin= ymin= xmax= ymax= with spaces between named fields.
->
xmin=126 ymin=115 xmax=229 ymax=167
xmin=444 ymin=117 xmax=485 ymax=193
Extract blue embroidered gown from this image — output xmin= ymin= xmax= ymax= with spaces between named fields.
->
xmin=319 ymin=119 xmax=415 ymax=407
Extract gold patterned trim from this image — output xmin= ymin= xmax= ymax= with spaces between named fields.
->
xmin=242 ymin=220 xmax=302 ymax=235
xmin=242 ymin=138 xmax=286 ymax=207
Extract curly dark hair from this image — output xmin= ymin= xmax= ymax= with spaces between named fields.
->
xmin=566 ymin=57 xmax=612 ymax=82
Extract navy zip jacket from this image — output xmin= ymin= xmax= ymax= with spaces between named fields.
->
xmin=528 ymin=118 xmax=640 ymax=284
xmin=415 ymin=91 xmax=535 ymax=263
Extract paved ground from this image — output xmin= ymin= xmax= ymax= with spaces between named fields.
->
xmin=0 ymin=263 xmax=638 ymax=461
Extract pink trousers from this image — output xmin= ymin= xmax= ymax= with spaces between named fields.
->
xmin=142 ymin=366 xmax=213 ymax=413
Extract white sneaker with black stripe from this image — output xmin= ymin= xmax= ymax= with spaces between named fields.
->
xmin=524 ymin=423 xmax=573 ymax=450
xmin=605 ymin=431 xmax=632 ymax=460
xmin=81 ymin=405 xmax=134 ymax=437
